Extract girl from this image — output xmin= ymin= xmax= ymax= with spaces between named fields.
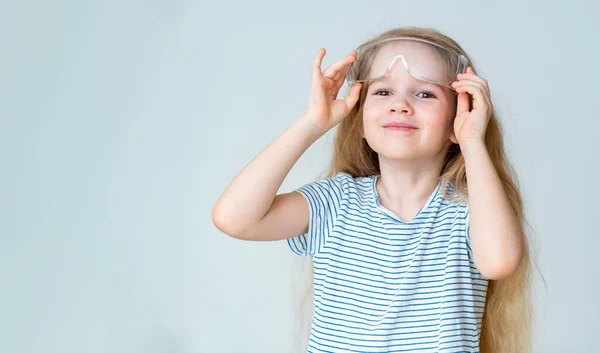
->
xmin=213 ymin=27 xmax=537 ymax=353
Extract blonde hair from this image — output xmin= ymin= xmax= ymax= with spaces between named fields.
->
xmin=291 ymin=27 xmax=545 ymax=353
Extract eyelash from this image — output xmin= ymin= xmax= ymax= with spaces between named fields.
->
xmin=373 ymin=89 xmax=437 ymax=99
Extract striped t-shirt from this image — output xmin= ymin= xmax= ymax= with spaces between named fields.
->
xmin=287 ymin=172 xmax=489 ymax=353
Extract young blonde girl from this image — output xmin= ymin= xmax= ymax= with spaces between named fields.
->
xmin=213 ymin=26 xmax=540 ymax=353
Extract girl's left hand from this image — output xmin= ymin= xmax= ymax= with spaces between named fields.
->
xmin=451 ymin=67 xmax=492 ymax=145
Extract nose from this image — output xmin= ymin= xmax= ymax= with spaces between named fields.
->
xmin=387 ymin=96 xmax=414 ymax=116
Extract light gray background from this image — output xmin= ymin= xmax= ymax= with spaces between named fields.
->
xmin=2 ymin=1 xmax=598 ymax=352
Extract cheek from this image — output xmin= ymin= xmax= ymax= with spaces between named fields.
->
xmin=362 ymin=117 xmax=377 ymax=137
xmin=363 ymin=96 xmax=393 ymax=111
xmin=424 ymin=121 xmax=451 ymax=138
xmin=420 ymin=106 xmax=455 ymax=134
xmin=429 ymin=102 xmax=455 ymax=122
xmin=361 ymin=105 xmax=380 ymax=129
xmin=362 ymin=101 xmax=378 ymax=118
xmin=361 ymin=116 xmax=382 ymax=143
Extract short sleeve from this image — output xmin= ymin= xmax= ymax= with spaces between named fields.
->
xmin=464 ymin=203 xmax=473 ymax=260
xmin=286 ymin=172 xmax=350 ymax=257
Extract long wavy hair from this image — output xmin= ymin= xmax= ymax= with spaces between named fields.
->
xmin=291 ymin=27 xmax=545 ymax=353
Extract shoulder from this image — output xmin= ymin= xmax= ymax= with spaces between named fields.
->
xmin=296 ymin=172 xmax=375 ymax=202
xmin=305 ymin=171 xmax=366 ymax=189
xmin=331 ymin=172 xmax=377 ymax=196
xmin=432 ymin=180 xmax=469 ymax=222
xmin=439 ymin=179 xmax=468 ymax=206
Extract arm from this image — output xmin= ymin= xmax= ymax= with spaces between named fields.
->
xmin=212 ymin=116 xmax=323 ymax=239
xmin=462 ymin=140 xmax=525 ymax=280
xmin=212 ymin=48 xmax=362 ymax=240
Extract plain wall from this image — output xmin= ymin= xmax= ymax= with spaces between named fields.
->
xmin=2 ymin=1 xmax=599 ymax=352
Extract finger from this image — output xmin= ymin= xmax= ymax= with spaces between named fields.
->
xmin=323 ymin=51 xmax=357 ymax=79
xmin=343 ymin=82 xmax=362 ymax=111
xmin=458 ymin=67 xmax=489 ymax=89
xmin=453 ymin=79 xmax=484 ymax=88
xmin=323 ymin=53 xmax=356 ymax=81
xmin=452 ymin=81 xmax=491 ymax=101
xmin=312 ymin=48 xmax=326 ymax=79
xmin=457 ymin=75 xmax=489 ymax=92
xmin=452 ymin=79 xmax=490 ymax=97
xmin=456 ymin=91 xmax=470 ymax=115
xmin=453 ymin=83 xmax=491 ymax=113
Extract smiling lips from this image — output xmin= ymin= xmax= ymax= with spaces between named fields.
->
xmin=382 ymin=122 xmax=418 ymax=131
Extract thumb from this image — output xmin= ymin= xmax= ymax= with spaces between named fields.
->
xmin=456 ymin=91 xmax=470 ymax=115
xmin=343 ymin=83 xmax=362 ymax=111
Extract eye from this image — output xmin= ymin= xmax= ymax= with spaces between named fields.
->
xmin=373 ymin=89 xmax=392 ymax=96
xmin=372 ymin=89 xmax=437 ymax=99
xmin=417 ymin=90 xmax=436 ymax=99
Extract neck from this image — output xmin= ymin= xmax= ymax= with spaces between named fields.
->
xmin=376 ymin=151 xmax=447 ymax=211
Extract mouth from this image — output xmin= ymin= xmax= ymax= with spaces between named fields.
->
xmin=382 ymin=123 xmax=418 ymax=131
xmin=383 ymin=126 xmax=417 ymax=131
xmin=382 ymin=121 xmax=417 ymax=127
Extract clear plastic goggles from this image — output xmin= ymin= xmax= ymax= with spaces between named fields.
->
xmin=346 ymin=37 xmax=468 ymax=89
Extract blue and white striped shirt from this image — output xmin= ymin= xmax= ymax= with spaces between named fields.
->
xmin=287 ymin=172 xmax=488 ymax=353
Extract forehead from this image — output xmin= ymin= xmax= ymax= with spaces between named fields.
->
xmin=367 ymin=40 xmax=448 ymax=82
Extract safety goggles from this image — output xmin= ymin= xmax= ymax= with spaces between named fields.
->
xmin=346 ymin=37 xmax=469 ymax=89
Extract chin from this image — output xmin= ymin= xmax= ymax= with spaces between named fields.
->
xmin=373 ymin=147 xmax=421 ymax=161
xmin=384 ymin=153 xmax=421 ymax=161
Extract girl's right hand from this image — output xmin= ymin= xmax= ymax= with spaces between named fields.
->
xmin=303 ymin=48 xmax=362 ymax=133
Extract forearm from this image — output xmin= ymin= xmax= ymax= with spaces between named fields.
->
xmin=212 ymin=115 xmax=325 ymax=237
xmin=461 ymin=140 xmax=524 ymax=279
